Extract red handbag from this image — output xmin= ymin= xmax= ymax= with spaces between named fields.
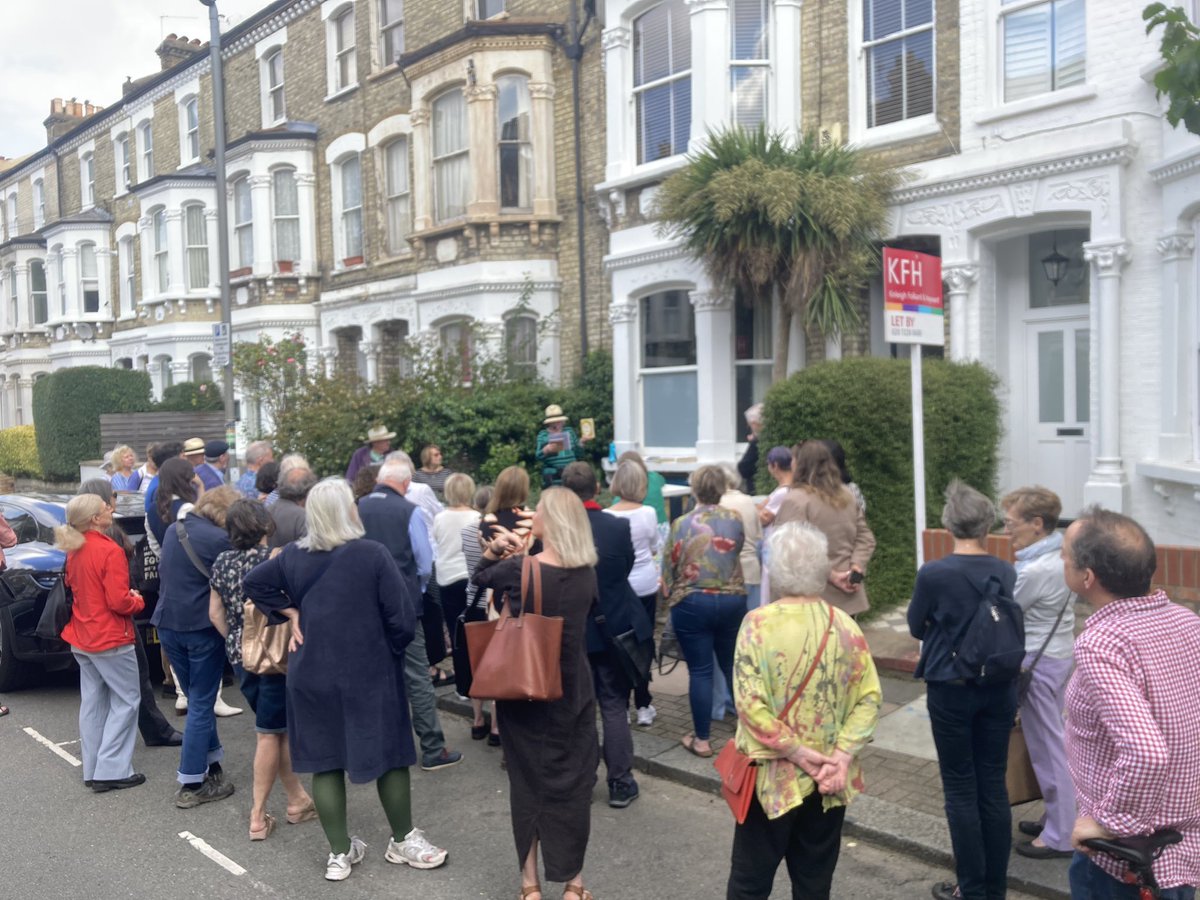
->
xmin=714 ymin=603 xmax=836 ymax=824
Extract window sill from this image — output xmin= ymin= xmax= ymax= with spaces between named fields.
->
xmin=368 ymin=64 xmax=403 ymax=84
xmin=331 ymin=262 xmax=368 ymax=276
xmin=851 ymin=115 xmax=941 ymax=150
xmin=595 ymin=155 xmax=690 ymax=196
xmin=974 ymin=84 xmax=1097 ymax=126
xmin=1136 ymin=460 xmax=1200 ymax=488
xmin=176 ymin=160 xmax=201 ymax=171
xmin=408 ymin=213 xmax=563 ymax=243
xmin=324 ymin=84 xmax=360 ymax=103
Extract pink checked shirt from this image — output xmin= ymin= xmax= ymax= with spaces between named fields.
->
xmin=1065 ymin=590 xmax=1200 ymax=889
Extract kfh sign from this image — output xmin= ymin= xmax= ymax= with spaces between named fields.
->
xmin=883 ymin=247 xmax=943 ymax=346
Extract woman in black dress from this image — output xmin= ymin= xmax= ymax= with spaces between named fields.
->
xmin=473 ymin=486 xmax=600 ymax=900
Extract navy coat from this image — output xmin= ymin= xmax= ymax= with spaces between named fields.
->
xmin=244 ymin=539 xmax=418 ymax=782
xmin=584 ymin=507 xmax=652 ymax=655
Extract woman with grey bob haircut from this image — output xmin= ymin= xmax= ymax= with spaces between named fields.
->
xmin=298 ymin=478 xmax=366 ymax=552
xmin=940 ymin=479 xmax=997 ymax=542
xmin=766 ymin=520 xmax=832 ymax=598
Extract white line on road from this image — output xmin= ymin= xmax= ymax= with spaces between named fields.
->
xmin=178 ymin=832 xmax=247 ymax=876
xmin=23 ymin=727 xmax=82 ymax=767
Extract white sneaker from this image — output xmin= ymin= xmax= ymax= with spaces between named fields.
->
xmin=213 ymin=693 xmax=243 ymax=718
xmin=324 ymin=836 xmax=367 ymax=881
xmin=636 ymin=704 xmax=657 ymax=727
xmin=385 ymin=828 xmax=448 ymax=869
xmin=175 ymin=693 xmax=188 ymax=713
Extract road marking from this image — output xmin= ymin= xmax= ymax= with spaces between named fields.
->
xmin=56 ymin=739 xmax=80 ymax=747
xmin=23 ymin=727 xmax=82 ymax=767
xmin=178 ymin=832 xmax=247 ymax=876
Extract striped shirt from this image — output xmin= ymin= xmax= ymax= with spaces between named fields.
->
xmin=1065 ymin=590 xmax=1200 ymax=889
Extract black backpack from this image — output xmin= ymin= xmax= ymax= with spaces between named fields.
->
xmin=952 ymin=575 xmax=1025 ymax=684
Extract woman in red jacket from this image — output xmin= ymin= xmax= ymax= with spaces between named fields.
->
xmin=56 ymin=494 xmax=146 ymax=792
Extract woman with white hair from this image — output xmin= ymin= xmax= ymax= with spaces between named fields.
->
xmin=473 ymin=487 xmax=601 ymax=900
xmin=726 ymin=522 xmax=881 ymax=900
xmin=244 ymin=478 xmax=448 ymax=882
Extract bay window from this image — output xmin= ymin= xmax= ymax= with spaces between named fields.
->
xmin=338 ymin=154 xmax=364 ymax=261
xmin=273 ymin=168 xmax=301 ymax=264
xmin=497 ymin=76 xmax=533 ymax=210
xmin=432 ymin=89 xmax=469 ymax=221
xmin=640 ymin=290 xmax=697 ymax=447
xmin=730 ymin=0 xmax=769 ymax=128
xmin=184 ymin=204 xmax=209 ymax=291
xmin=384 ymin=140 xmax=411 ymax=254
xmin=633 ymin=0 xmax=691 ymax=164
xmin=233 ymin=177 xmax=253 ymax=269
xmin=30 ymin=261 xmax=48 ymax=325
xmin=152 ymin=208 xmax=169 ymax=292
xmin=79 ymin=242 xmax=100 ymax=313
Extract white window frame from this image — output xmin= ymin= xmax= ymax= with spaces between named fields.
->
xmin=439 ymin=318 xmax=475 ymax=383
xmin=232 ymin=177 xmax=254 ymax=270
xmin=181 ymin=96 xmax=200 ymax=163
xmin=335 ymin=152 xmax=364 ymax=263
xmin=849 ymin=0 xmax=939 ymax=144
xmin=78 ymin=242 xmax=100 ymax=314
xmin=115 ymin=133 xmax=133 ymax=192
xmin=379 ymin=0 xmax=404 ymax=68
xmin=272 ymin=167 xmax=301 ymax=265
xmin=138 ymin=120 xmax=154 ymax=181
xmin=999 ymin=0 xmax=1087 ymax=105
xmin=183 ymin=203 xmax=209 ymax=292
xmin=80 ymin=152 xmax=96 ymax=208
xmin=729 ymin=0 xmax=771 ymax=129
xmin=152 ymin=207 xmax=169 ymax=293
xmin=477 ymin=0 xmax=506 ymax=18
xmin=504 ymin=314 xmax=538 ymax=379
xmin=383 ymin=139 xmax=411 ymax=255
xmin=432 ymin=87 xmax=470 ymax=223
xmin=496 ymin=75 xmax=533 ymax=212
xmin=53 ymin=247 xmax=66 ymax=317
xmin=637 ymin=288 xmax=699 ymax=452
xmin=118 ymin=235 xmax=136 ymax=314
xmin=632 ymin=0 xmax=692 ymax=166
xmin=32 ymin=179 xmax=45 ymax=229
xmin=5 ymin=194 xmax=16 ymax=238
xmin=262 ymin=48 xmax=286 ymax=125
xmin=30 ymin=260 xmax=48 ymax=326
xmin=325 ymin=3 xmax=359 ymax=97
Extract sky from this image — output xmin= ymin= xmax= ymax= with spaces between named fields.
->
xmin=0 ymin=0 xmax=264 ymax=159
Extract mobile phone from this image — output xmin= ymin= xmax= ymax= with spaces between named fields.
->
xmin=848 ymin=570 xmax=864 ymax=585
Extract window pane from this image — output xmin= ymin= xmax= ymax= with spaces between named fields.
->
xmin=1037 ymin=330 xmax=1065 ymax=423
xmin=344 ymin=210 xmax=363 ymax=258
xmin=869 ymin=0 xmax=903 ymax=40
xmin=435 ymin=152 xmax=469 ymax=220
xmin=385 ymin=141 xmax=410 ymax=253
xmin=634 ymin=4 xmax=671 ymax=84
xmin=731 ymin=66 xmax=767 ymax=128
xmin=1075 ymin=327 xmax=1090 ymax=423
xmin=386 ymin=141 xmax=409 ymax=195
xmin=341 ymin=155 xmax=362 ymax=209
xmin=506 ymin=316 xmax=538 ymax=379
xmin=478 ymin=0 xmax=505 ymax=17
xmin=1004 ymin=4 xmax=1052 ymax=101
xmin=274 ymin=169 xmax=301 ymax=262
xmin=1054 ymin=0 xmax=1086 ymax=89
xmin=498 ymin=77 xmax=531 ymax=141
xmin=273 ymin=169 xmax=298 ymax=216
xmin=1027 ymin=229 xmax=1090 ymax=308
xmin=735 ymin=294 xmax=772 ymax=360
xmin=337 ymin=10 xmax=354 ymax=50
xmin=731 ymin=0 xmax=767 ymax=59
xmin=433 ymin=90 xmax=467 ymax=154
xmin=643 ymin=371 xmax=698 ymax=446
xmin=735 ymin=363 xmax=772 ymax=437
xmin=906 ymin=30 xmax=935 ymax=118
xmin=79 ymin=244 xmax=98 ymax=278
xmin=641 ymin=291 xmax=696 ymax=367
xmin=905 ymin=0 xmax=933 ymax=27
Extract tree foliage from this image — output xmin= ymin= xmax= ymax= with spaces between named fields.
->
xmin=654 ymin=128 xmax=904 ymax=380
xmin=233 ymin=332 xmax=309 ymax=435
xmin=1145 ymin=3 xmax=1200 ymax=135
xmin=0 ymin=426 xmax=43 ymax=479
xmin=157 ymin=380 xmax=223 ymax=412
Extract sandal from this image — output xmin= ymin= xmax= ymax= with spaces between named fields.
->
xmin=563 ymin=883 xmax=593 ymax=900
xmin=286 ymin=799 xmax=318 ymax=824
xmin=471 ymin=723 xmax=489 ymax=740
xmin=680 ymin=733 xmax=713 ymax=758
xmin=249 ymin=813 xmax=276 ymax=841
xmin=520 ymin=885 xmax=542 ymax=899
xmin=431 ymin=670 xmax=455 ymax=688
xmin=0 ymin=705 xmax=9 ymax=717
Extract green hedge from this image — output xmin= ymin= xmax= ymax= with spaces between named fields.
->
xmin=273 ymin=351 xmax=614 ymax=479
xmin=32 ymin=367 xmax=154 ymax=480
xmin=0 ymin=425 xmax=43 ymax=479
xmin=759 ymin=357 xmax=1001 ymax=619
xmin=157 ymin=380 xmax=223 ymax=412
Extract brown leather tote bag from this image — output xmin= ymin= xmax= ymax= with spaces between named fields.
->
xmin=466 ymin=555 xmax=564 ymax=702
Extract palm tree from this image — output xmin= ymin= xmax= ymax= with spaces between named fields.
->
xmin=654 ymin=128 xmax=902 ymax=381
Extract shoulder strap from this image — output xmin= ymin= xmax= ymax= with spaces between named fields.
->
xmin=780 ymin=603 xmax=836 ymax=720
xmin=520 ymin=554 xmax=543 ymax=617
xmin=175 ymin=519 xmax=210 ymax=579
xmin=1025 ymin=591 xmax=1074 ymax=677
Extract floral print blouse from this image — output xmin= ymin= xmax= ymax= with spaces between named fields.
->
xmin=210 ymin=545 xmax=271 ymax=665
xmin=733 ymin=600 xmax=882 ymax=819
xmin=662 ymin=504 xmax=745 ymax=608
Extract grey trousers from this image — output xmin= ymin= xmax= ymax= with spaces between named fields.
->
xmin=73 ymin=644 xmax=140 ymax=782
xmin=592 ymin=652 xmax=636 ymax=789
xmin=403 ymin=621 xmax=446 ymax=764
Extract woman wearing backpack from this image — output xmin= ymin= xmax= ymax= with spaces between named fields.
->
xmin=908 ymin=480 xmax=1019 ymax=900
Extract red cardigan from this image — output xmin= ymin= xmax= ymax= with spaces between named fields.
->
xmin=61 ymin=531 xmax=144 ymax=654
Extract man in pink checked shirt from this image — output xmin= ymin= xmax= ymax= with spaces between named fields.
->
xmin=1062 ymin=508 xmax=1200 ymax=900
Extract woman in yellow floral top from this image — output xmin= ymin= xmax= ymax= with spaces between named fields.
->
xmin=727 ymin=521 xmax=881 ymax=900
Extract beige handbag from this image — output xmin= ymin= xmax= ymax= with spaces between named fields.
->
xmin=241 ymin=600 xmax=289 ymax=676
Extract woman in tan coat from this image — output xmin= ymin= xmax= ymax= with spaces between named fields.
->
xmin=774 ymin=441 xmax=876 ymax=616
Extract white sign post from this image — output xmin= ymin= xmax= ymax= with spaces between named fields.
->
xmin=212 ymin=323 xmax=232 ymax=369
xmin=882 ymin=248 xmax=944 ymax=569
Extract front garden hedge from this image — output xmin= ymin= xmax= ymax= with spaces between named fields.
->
xmin=759 ymin=357 xmax=1001 ymax=618
xmin=0 ymin=425 xmax=43 ymax=479
xmin=32 ymin=367 xmax=154 ymax=480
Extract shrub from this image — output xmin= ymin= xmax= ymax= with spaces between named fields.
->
xmin=0 ymin=425 xmax=43 ymax=478
xmin=759 ymin=357 xmax=1001 ymax=619
xmin=157 ymin=381 xmax=223 ymax=412
xmin=32 ymin=367 xmax=154 ymax=481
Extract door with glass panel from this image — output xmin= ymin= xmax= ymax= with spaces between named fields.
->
xmin=1025 ymin=318 xmax=1089 ymax=517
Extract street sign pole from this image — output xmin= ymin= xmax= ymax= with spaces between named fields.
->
xmin=882 ymin=247 xmax=944 ymax=572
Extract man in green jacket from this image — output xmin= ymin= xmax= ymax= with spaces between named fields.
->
xmin=536 ymin=404 xmax=589 ymax=487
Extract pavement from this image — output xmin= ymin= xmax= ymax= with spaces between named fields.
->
xmin=437 ymin=602 xmax=1075 ymax=900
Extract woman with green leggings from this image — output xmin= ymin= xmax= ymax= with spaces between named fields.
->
xmin=244 ymin=478 xmax=448 ymax=881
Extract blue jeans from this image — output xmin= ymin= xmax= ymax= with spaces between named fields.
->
xmin=159 ymin=627 xmax=226 ymax=785
xmin=670 ymin=592 xmax=746 ymax=741
xmin=1070 ymin=852 xmax=1196 ymax=899
xmin=926 ymin=679 xmax=1018 ymax=900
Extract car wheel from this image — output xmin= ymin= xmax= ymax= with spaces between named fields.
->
xmin=0 ymin=611 xmax=30 ymax=691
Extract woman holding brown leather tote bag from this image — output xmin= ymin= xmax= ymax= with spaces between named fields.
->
xmin=471 ymin=487 xmax=600 ymax=900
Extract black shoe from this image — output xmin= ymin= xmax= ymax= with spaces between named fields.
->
xmin=144 ymin=730 xmax=184 ymax=747
xmin=1018 ymin=820 xmax=1045 ymax=838
xmin=931 ymin=883 xmax=961 ymax=900
xmin=487 ymin=732 xmax=501 ymax=747
xmin=84 ymin=780 xmax=93 ymax=788
xmin=175 ymin=774 xmax=235 ymax=808
xmin=608 ymin=782 xmax=639 ymax=809
xmin=1015 ymin=840 xmax=1073 ymax=860
xmin=92 ymin=773 xmax=147 ymax=793
xmin=471 ymin=723 xmax=489 ymax=740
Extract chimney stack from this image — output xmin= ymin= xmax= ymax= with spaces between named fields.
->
xmin=156 ymin=34 xmax=205 ymax=71
xmin=44 ymin=97 xmax=104 ymax=144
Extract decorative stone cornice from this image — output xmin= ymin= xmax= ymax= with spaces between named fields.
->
xmin=1150 ymin=148 xmax=1200 ymax=184
xmin=412 ymin=279 xmax=560 ymax=305
xmin=528 ymin=82 xmax=556 ymax=101
xmin=893 ymin=146 xmax=1137 ymax=205
xmin=466 ymin=84 xmax=499 ymax=103
xmin=608 ymin=303 xmax=636 ymax=325
xmin=601 ymin=27 xmax=631 ymax=52
xmin=1157 ymin=232 xmax=1195 ymax=260
xmin=410 ymin=108 xmax=431 ymax=128
xmin=222 ymin=0 xmax=319 ymax=59
xmin=603 ymin=243 xmax=689 ymax=273
xmin=1083 ymin=240 xmax=1131 ymax=273
xmin=942 ymin=264 xmax=979 ymax=292
xmin=689 ymin=289 xmax=732 ymax=311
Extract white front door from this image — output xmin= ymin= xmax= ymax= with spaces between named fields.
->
xmin=1025 ymin=315 xmax=1090 ymax=516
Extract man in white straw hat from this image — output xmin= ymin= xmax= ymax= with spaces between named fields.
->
xmin=345 ymin=424 xmax=396 ymax=482
xmin=536 ymin=404 xmax=589 ymax=487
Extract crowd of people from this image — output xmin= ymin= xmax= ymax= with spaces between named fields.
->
xmin=36 ymin=400 xmax=1200 ymax=899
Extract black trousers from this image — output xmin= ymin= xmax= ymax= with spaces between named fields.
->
xmin=133 ymin=626 xmax=176 ymax=744
xmin=441 ymin=579 xmax=485 ymax=697
xmin=590 ymin=651 xmax=636 ymax=789
xmin=726 ymin=789 xmax=846 ymax=900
